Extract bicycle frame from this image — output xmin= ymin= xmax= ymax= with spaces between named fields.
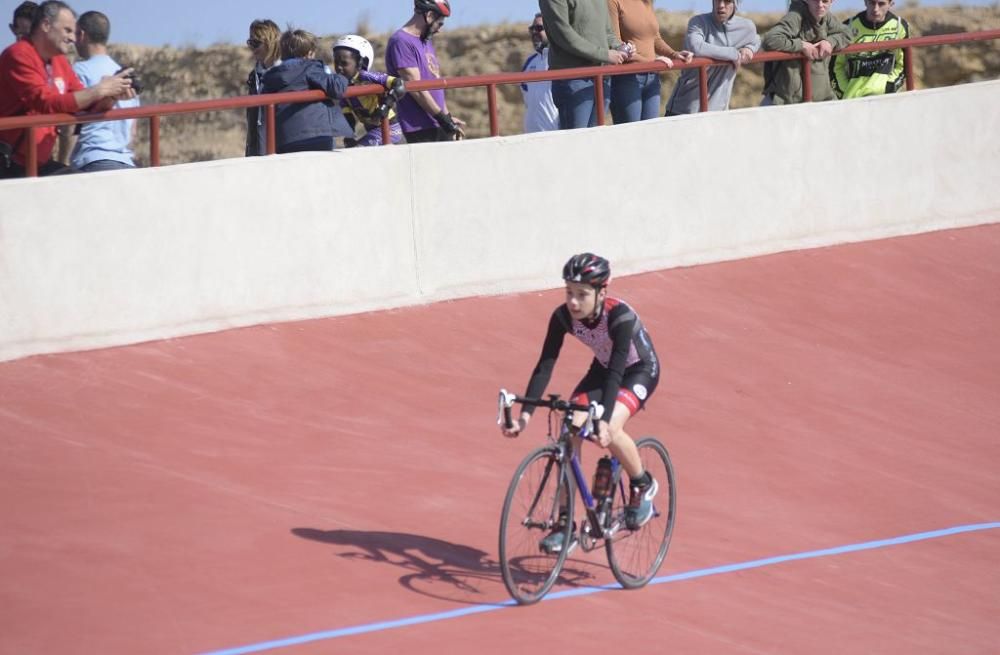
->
xmin=498 ymin=389 xmax=624 ymax=545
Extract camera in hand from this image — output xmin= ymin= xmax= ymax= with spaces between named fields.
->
xmin=115 ymin=66 xmax=144 ymax=94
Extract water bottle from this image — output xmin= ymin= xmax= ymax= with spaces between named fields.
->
xmin=592 ymin=456 xmax=612 ymax=501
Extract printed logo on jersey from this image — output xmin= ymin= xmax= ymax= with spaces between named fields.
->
xmin=633 ymin=384 xmax=648 ymax=400
xmin=425 ymin=52 xmax=441 ymax=79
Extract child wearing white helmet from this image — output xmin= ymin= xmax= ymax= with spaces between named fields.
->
xmin=332 ymin=34 xmax=406 ymax=147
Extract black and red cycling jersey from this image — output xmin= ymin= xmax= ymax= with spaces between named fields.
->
xmin=522 ymin=297 xmax=660 ymax=417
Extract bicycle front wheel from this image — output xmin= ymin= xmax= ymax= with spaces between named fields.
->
xmin=605 ymin=436 xmax=676 ymax=589
xmin=498 ymin=446 xmax=574 ymax=605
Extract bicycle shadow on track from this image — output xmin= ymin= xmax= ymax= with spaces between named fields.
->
xmin=291 ymin=528 xmax=603 ymax=605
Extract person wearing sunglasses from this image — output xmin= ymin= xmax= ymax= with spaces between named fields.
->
xmin=520 ymin=13 xmax=558 ymax=133
xmin=245 ymin=18 xmax=281 ymax=156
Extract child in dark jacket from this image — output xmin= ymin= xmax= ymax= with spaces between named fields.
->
xmin=261 ymin=29 xmax=353 ymax=153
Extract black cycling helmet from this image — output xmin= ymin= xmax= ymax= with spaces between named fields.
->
xmin=414 ymin=0 xmax=451 ymax=17
xmin=563 ymin=253 xmax=611 ymax=288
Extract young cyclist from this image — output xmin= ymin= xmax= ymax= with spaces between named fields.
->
xmin=502 ymin=253 xmax=661 ymax=553
xmin=332 ymin=35 xmax=406 ymax=147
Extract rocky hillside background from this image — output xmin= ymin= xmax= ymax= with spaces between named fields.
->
xmin=105 ymin=6 xmax=1000 ymax=165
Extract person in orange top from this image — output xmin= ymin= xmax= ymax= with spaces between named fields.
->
xmin=0 ymin=0 xmax=134 ymax=177
xmin=607 ymin=0 xmax=693 ymax=123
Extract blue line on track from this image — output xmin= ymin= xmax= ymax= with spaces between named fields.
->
xmin=197 ymin=522 xmax=1000 ymax=655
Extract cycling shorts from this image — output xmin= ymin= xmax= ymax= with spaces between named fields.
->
xmin=571 ymin=360 xmax=659 ymax=418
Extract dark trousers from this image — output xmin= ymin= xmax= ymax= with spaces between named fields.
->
xmin=403 ymin=127 xmax=451 ymax=143
xmin=0 ymin=159 xmax=77 ymax=179
xmin=277 ymin=136 xmax=334 ymax=154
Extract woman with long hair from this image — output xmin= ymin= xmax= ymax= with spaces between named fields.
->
xmin=245 ymin=19 xmax=281 ymax=156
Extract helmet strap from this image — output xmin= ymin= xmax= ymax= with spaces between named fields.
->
xmin=589 ymin=287 xmax=607 ymax=322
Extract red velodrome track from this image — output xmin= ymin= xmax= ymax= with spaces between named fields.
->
xmin=1 ymin=224 xmax=998 ymax=654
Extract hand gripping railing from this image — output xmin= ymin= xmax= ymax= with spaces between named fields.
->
xmin=1 ymin=29 xmax=997 ymax=177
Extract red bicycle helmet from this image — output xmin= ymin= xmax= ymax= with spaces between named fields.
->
xmin=563 ymin=253 xmax=611 ymax=288
xmin=414 ymin=0 xmax=451 ymax=17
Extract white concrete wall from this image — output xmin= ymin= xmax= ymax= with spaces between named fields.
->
xmin=1 ymin=80 xmax=998 ymax=362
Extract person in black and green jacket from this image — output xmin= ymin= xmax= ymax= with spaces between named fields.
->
xmin=760 ymin=0 xmax=852 ymax=105
xmin=831 ymin=0 xmax=910 ymax=99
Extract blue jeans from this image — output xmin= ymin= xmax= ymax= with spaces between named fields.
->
xmin=610 ymin=72 xmax=661 ymax=124
xmin=551 ymin=77 xmax=612 ymax=130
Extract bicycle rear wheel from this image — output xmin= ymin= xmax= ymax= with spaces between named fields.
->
xmin=498 ymin=446 xmax=574 ymax=605
xmin=605 ymin=437 xmax=676 ymax=589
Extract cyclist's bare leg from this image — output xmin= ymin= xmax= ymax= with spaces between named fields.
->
xmin=603 ymin=401 xmax=644 ymax=479
xmin=571 ymin=403 xmax=642 ymax=478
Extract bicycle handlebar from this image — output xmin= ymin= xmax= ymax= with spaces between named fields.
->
xmin=497 ymin=388 xmax=604 ymax=434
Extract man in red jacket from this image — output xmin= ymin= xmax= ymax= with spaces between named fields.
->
xmin=0 ymin=0 xmax=134 ymax=178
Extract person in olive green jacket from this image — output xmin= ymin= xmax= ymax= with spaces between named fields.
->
xmin=760 ymin=0 xmax=853 ymax=104
xmin=539 ymin=0 xmax=632 ymax=129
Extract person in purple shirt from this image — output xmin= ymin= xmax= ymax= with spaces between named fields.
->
xmin=384 ymin=0 xmax=465 ymax=143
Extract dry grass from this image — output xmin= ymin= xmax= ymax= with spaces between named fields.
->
xmin=106 ymin=6 xmax=1000 ymax=166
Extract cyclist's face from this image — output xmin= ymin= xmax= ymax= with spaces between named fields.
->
xmin=565 ymin=282 xmax=599 ymax=320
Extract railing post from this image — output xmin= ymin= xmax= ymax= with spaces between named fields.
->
xmin=380 ymin=116 xmax=391 ymax=146
xmin=266 ymin=105 xmax=276 ymax=155
xmin=595 ymin=73 xmax=606 ymax=126
xmin=149 ymin=115 xmax=160 ymax=167
xmin=802 ymin=56 xmax=813 ymax=101
xmin=487 ymin=83 xmax=499 ymax=137
xmin=698 ymin=65 xmax=709 ymax=112
xmin=25 ymin=126 xmax=37 ymax=177
xmin=904 ymin=46 xmax=914 ymax=91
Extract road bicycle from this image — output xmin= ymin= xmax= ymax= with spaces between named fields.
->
xmin=496 ymin=389 xmax=676 ymax=605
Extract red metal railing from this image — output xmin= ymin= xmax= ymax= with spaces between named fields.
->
xmin=1 ymin=29 xmax=997 ymax=177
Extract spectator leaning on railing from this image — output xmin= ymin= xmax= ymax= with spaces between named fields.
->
xmin=664 ymin=0 xmax=760 ymax=115
xmin=0 ymin=0 xmax=134 ymax=178
xmin=760 ymin=0 xmax=852 ymax=105
xmin=7 ymin=1 xmax=37 ymax=42
xmin=59 ymin=10 xmax=141 ymax=172
xmin=831 ymin=0 xmax=909 ymax=99
xmin=260 ymin=28 xmax=353 ymax=154
xmin=539 ymin=0 xmax=632 ymax=130
xmin=606 ymin=0 xmax=692 ymax=124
